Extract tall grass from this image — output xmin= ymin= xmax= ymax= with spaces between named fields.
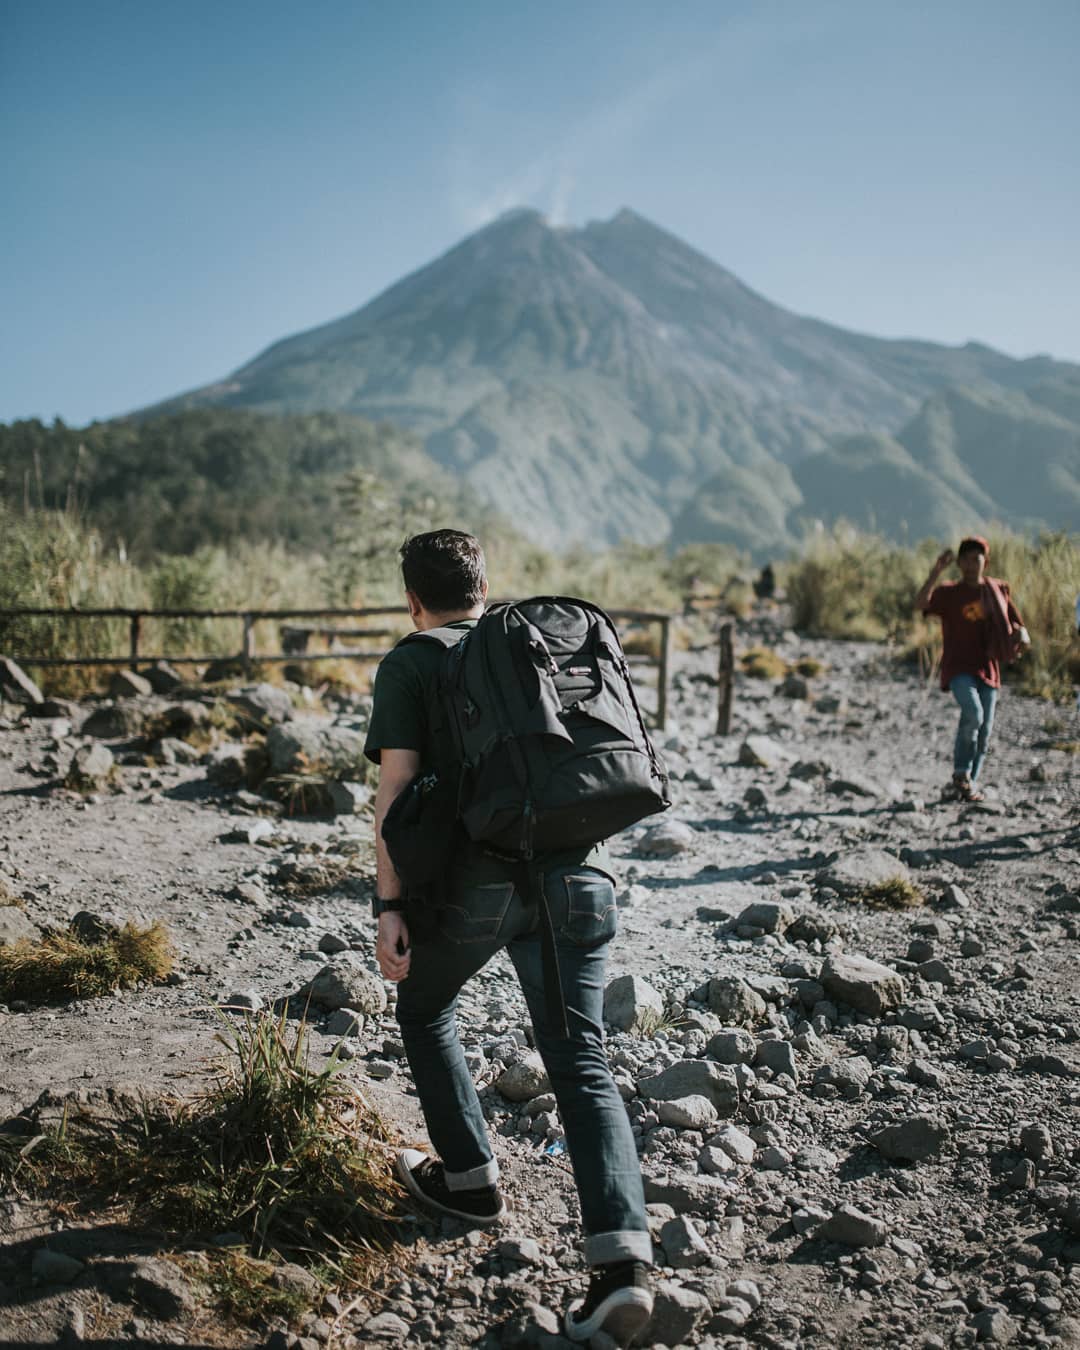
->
xmin=786 ymin=522 xmax=1080 ymax=699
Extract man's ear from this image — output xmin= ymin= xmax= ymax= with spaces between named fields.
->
xmin=405 ymin=589 xmax=423 ymax=624
xmin=481 ymin=579 xmax=489 ymax=601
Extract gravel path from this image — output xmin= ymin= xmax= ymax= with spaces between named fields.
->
xmin=1 ymin=619 xmax=1079 ymax=1349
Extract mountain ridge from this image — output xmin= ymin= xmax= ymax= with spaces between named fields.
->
xmin=146 ymin=208 xmax=1080 ymax=552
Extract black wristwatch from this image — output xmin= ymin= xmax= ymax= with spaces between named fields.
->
xmin=372 ymin=897 xmax=405 ymax=918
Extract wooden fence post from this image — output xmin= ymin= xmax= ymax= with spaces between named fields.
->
xmin=129 ymin=613 xmax=142 ymax=669
xmin=716 ymin=620 xmax=734 ymax=735
xmin=655 ymin=616 xmax=672 ymax=731
xmin=241 ymin=613 xmax=256 ymax=675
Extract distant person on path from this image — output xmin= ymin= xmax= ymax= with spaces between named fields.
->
xmin=364 ymin=529 xmax=654 ymax=1346
xmin=915 ymin=535 xmax=1029 ymax=802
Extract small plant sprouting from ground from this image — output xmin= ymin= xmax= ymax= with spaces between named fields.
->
xmin=196 ymin=1250 xmax=312 ymax=1324
xmin=852 ymin=877 xmax=926 ymax=910
xmin=0 ymin=1013 xmax=402 ymax=1308
xmin=632 ymin=1007 xmax=685 ymax=1040
xmin=740 ymin=646 xmax=788 ymax=680
xmin=0 ymin=920 xmax=173 ymax=1004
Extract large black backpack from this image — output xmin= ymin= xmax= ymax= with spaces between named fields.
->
xmin=402 ymin=596 xmax=670 ymax=860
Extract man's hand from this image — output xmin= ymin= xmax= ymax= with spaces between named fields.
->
xmin=933 ymin=548 xmax=955 ymax=575
xmin=376 ymin=911 xmax=411 ymax=982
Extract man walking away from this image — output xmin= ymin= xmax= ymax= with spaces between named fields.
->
xmin=364 ymin=529 xmax=653 ymax=1346
xmin=915 ymin=535 xmax=1028 ymax=802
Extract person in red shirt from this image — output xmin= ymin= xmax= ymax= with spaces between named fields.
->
xmin=916 ymin=535 xmax=1028 ymax=802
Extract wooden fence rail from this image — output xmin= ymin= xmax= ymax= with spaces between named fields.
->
xmin=0 ymin=605 xmax=675 ymax=730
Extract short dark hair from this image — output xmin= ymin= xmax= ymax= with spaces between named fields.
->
xmin=958 ymin=535 xmax=990 ymax=559
xmin=399 ymin=530 xmax=486 ymax=613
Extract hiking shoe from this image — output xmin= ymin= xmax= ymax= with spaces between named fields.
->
xmin=564 ymin=1260 xmax=653 ymax=1345
xmin=394 ymin=1149 xmax=506 ymax=1225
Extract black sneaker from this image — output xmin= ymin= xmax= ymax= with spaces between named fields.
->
xmin=564 ymin=1260 xmax=653 ymax=1345
xmin=395 ymin=1149 xmax=506 ymax=1225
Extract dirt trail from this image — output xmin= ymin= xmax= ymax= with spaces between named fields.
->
xmin=1 ymin=619 xmax=1079 ymax=1348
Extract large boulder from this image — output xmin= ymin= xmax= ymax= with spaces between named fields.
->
xmin=300 ymin=953 xmax=386 ymax=1014
xmin=496 ymin=1052 xmax=551 ymax=1102
xmin=65 ymin=743 xmax=115 ymax=791
xmin=227 ymin=683 xmax=294 ymax=728
xmin=266 ymin=720 xmax=366 ymax=778
xmin=706 ymin=975 xmax=767 ymax=1026
xmin=82 ymin=703 xmax=146 ymax=739
xmin=871 ymin=1114 xmax=950 ymax=1162
xmin=820 ymin=953 xmax=905 ymax=1016
xmin=604 ymin=974 xmax=664 ymax=1033
xmin=636 ymin=819 xmax=696 ymax=858
xmin=816 ymin=849 xmax=911 ymax=897
xmin=738 ymin=736 xmax=788 ymax=769
xmin=0 ymin=906 xmax=37 ymax=946
xmin=638 ymin=1060 xmax=738 ymax=1116
xmin=108 ymin=669 xmax=152 ymax=699
xmin=0 ymin=656 xmax=42 ymax=705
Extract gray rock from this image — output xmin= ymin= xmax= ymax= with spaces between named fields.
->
xmin=755 ymin=1039 xmax=798 ymax=1080
xmin=816 ymin=849 xmax=912 ymax=897
xmin=221 ymin=988 xmax=263 ymax=1013
xmin=1020 ymin=1123 xmax=1053 ymax=1161
xmin=0 ymin=906 xmax=36 ymax=946
xmin=227 ymin=683 xmax=295 ymax=727
xmin=643 ymin=1174 xmax=732 ymax=1214
xmin=604 ymin=974 xmax=664 ymax=1033
xmin=325 ymin=1007 xmax=365 ymax=1038
xmin=637 ymin=819 xmax=696 ymax=857
xmin=143 ymin=661 xmax=184 ymax=694
xmin=709 ymin=1298 xmax=754 ymax=1332
xmin=707 ymin=1123 xmax=756 ymax=1166
xmin=205 ymin=743 xmax=249 ymax=787
xmin=266 ymin=719 xmax=366 ymax=777
xmin=813 ymin=1055 xmax=873 ymax=1098
xmin=822 ymin=1205 xmax=887 ymax=1247
xmin=98 ymin=1255 xmax=197 ymax=1318
xmin=497 ymin=1053 xmax=551 ymax=1102
xmin=660 ymin=1214 xmax=710 ymax=1268
xmin=656 ymin=1095 xmax=718 ymax=1130
xmin=648 ymin=1280 xmax=710 ymax=1345
xmin=941 ymin=883 xmax=972 ymax=910
xmin=917 ymin=958 xmax=957 ymax=988
xmin=362 ymin=1312 xmax=412 ymax=1341
xmin=222 ymin=818 xmax=275 ymax=845
xmin=738 ymin=735 xmax=788 ymax=769
xmin=0 ymin=656 xmax=43 ymax=704
xmin=820 ymin=953 xmax=905 ymax=1015
xmin=31 ymin=1248 xmax=85 ymax=1283
xmin=825 ymin=773 xmax=882 ymax=799
xmin=706 ymin=975 xmax=767 ymax=1026
xmin=780 ymin=672 xmax=809 ymax=699
xmin=81 ymin=703 xmax=146 ymax=739
xmin=301 ymin=953 xmax=387 ymax=1014
xmin=707 ymin=1028 xmax=756 ymax=1064
xmin=638 ymin=1060 xmax=738 ymax=1115
xmin=498 ymin=1235 xmax=543 ymax=1265
xmin=698 ymin=1144 xmax=736 ymax=1175
xmin=65 ymin=743 xmax=115 ymax=790
xmin=734 ymin=900 xmax=794 ymax=933
xmin=108 ymin=669 xmax=152 ymax=699
xmin=327 ymin=780 xmax=371 ymax=815
xmin=149 ymin=736 xmax=202 ymax=766
xmin=871 ymin=1114 xmax=950 ymax=1162
xmin=971 ymin=1308 xmax=1018 ymax=1343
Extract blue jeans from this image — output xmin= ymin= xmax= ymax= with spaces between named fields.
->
xmin=950 ymin=674 xmax=998 ymax=782
xmin=394 ymin=863 xmax=651 ymax=1267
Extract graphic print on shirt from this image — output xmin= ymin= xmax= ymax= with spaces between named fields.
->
xmin=961 ymin=599 xmax=986 ymax=623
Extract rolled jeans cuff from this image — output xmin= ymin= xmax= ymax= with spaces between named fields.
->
xmin=585 ymin=1229 xmax=654 ymax=1266
xmin=444 ymin=1158 xmax=499 ymax=1191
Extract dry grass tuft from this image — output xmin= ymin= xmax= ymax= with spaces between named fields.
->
xmin=741 ymin=646 xmax=788 ymax=680
xmin=852 ymin=876 xmax=926 ymax=910
xmin=793 ymin=657 xmax=826 ymax=678
xmin=0 ymin=920 xmax=173 ymax=1004
xmin=0 ymin=1013 xmax=401 ymax=1307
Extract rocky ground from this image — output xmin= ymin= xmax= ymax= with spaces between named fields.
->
xmin=1 ymin=615 xmax=1079 ymax=1350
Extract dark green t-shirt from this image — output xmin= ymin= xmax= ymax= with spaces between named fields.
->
xmin=364 ymin=620 xmax=610 ymax=881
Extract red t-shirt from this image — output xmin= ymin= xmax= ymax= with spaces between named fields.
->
xmin=922 ymin=580 xmax=1019 ymax=690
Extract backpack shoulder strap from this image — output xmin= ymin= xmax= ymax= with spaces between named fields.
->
xmin=397 ymin=625 xmax=468 ymax=651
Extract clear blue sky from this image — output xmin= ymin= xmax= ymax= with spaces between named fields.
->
xmin=3 ymin=0 xmax=1078 ymax=426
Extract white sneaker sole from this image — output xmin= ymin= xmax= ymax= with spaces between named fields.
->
xmin=564 ymin=1287 xmax=653 ymax=1344
xmin=394 ymin=1149 xmax=507 ymax=1225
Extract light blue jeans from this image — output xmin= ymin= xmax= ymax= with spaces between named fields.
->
xmin=395 ymin=863 xmax=651 ymax=1266
xmin=950 ymin=674 xmax=998 ymax=782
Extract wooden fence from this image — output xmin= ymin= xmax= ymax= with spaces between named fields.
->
xmin=0 ymin=605 xmax=676 ymax=730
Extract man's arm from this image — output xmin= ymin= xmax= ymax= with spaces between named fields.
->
xmin=373 ymin=747 xmax=420 ymax=982
xmin=915 ymin=549 xmax=954 ymax=612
